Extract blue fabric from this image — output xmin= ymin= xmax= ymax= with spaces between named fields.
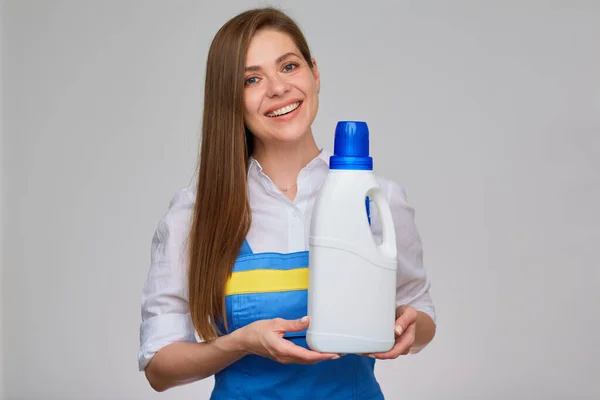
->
xmin=211 ymin=240 xmax=384 ymax=399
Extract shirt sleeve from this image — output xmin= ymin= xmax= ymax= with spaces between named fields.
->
xmin=138 ymin=186 xmax=199 ymax=371
xmin=381 ymin=179 xmax=436 ymax=323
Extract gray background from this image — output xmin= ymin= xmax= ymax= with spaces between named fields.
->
xmin=2 ymin=1 xmax=599 ymax=399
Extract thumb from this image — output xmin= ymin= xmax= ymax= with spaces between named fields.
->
xmin=281 ymin=315 xmax=310 ymax=332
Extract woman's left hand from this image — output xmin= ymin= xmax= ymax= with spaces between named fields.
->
xmin=367 ymin=305 xmax=417 ymax=359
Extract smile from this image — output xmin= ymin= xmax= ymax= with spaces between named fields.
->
xmin=265 ymin=101 xmax=302 ymax=118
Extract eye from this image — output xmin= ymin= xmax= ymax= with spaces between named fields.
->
xmin=245 ymin=76 xmax=259 ymax=86
xmin=283 ymin=63 xmax=298 ymax=72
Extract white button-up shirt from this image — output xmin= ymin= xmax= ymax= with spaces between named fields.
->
xmin=138 ymin=149 xmax=435 ymax=371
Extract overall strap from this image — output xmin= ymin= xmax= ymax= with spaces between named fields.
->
xmin=239 ymin=239 xmax=254 ymax=256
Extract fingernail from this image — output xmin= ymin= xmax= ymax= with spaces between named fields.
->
xmin=300 ymin=316 xmax=308 ymax=323
xmin=395 ymin=325 xmax=403 ymax=335
xmin=368 ymin=355 xmax=376 ymax=359
xmin=331 ymin=355 xmax=340 ymax=360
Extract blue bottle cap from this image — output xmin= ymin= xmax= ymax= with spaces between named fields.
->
xmin=330 ymin=121 xmax=373 ymax=170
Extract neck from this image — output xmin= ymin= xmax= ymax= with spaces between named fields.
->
xmin=251 ymin=132 xmax=321 ymax=189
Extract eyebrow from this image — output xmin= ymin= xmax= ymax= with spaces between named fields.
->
xmin=245 ymin=52 xmax=300 ymax=72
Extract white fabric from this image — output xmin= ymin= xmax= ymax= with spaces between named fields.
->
xmin=138 ymin=149 xmax=435 ymax=371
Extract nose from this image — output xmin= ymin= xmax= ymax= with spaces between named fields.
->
xmin=266 ymin=75 xmax=290 ymax=98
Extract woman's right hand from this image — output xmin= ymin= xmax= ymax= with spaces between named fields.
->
xmin=234 ymin=316 xmax=340 ymax=364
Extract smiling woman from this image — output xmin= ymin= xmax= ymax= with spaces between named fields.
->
xmin=138 ymin=6 xmax=436 ymax=399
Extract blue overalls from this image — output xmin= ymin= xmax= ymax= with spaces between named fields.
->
xmin=210 ymin=240 xmax=385 ymax=399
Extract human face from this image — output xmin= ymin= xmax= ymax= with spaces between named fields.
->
xmin=243 ymin=29 xmax=320 ymax=146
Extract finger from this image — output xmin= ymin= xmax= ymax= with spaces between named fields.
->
xmin=370 ymin=323 xmax=416 ymax=359
xmin=281 ymin=340 xmax=339 ymax=360
xmin=263 ymin=329 xmax=338 ymax=361
xmin=274 ymin=316 xmax=310 ymax=334
xmin=275 ymin=338 xmax=340 ymax=363
xmin=395 ymin=308 xmax=417 ymax=336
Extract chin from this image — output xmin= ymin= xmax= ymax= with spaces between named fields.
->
xmin=271 ymin=124 xmax=310 ymax=143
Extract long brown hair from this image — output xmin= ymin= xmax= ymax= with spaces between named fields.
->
xmin=188 ymin=7 xmax=315 ymax=341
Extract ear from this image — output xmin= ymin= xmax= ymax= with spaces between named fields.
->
xmin=311 ymin=58 xmax=321 ymax=93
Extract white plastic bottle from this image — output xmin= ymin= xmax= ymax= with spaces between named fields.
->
xmin=306 ymin=121 xmax=398 ymax=354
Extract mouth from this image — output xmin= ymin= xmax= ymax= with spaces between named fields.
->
xmin=265 ymin=101 xmax=303 ymax=118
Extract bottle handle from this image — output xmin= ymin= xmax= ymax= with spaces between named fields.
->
xmin=367 ymin=187 xmax=397 ymax=260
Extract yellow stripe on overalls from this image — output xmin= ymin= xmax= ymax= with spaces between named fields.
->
xmin=225 ymin=268 xmax=309 ymax=295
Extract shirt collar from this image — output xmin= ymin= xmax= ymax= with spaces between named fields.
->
xmin=248 ymin=148 xmax=331 ymax=174
xmin=316 ymin=148 xmax=332 ymax=166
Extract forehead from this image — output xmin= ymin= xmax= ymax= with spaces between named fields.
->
xmin=245 ymin=29 xmax=300 ymax=66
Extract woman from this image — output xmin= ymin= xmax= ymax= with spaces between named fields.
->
xmin=138 ymin=7 xmax=436 ymax=399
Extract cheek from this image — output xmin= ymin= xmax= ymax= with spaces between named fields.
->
xmin=308 ymin=89 xmax=319 ymax=114
xmin=243 ymin=110 xmax=260 ymax=130
xmin=243 ymin=92 xmax=261 ymax=117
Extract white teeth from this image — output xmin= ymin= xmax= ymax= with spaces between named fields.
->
xmin=266 ymin=102 xmax=301 ymax=117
